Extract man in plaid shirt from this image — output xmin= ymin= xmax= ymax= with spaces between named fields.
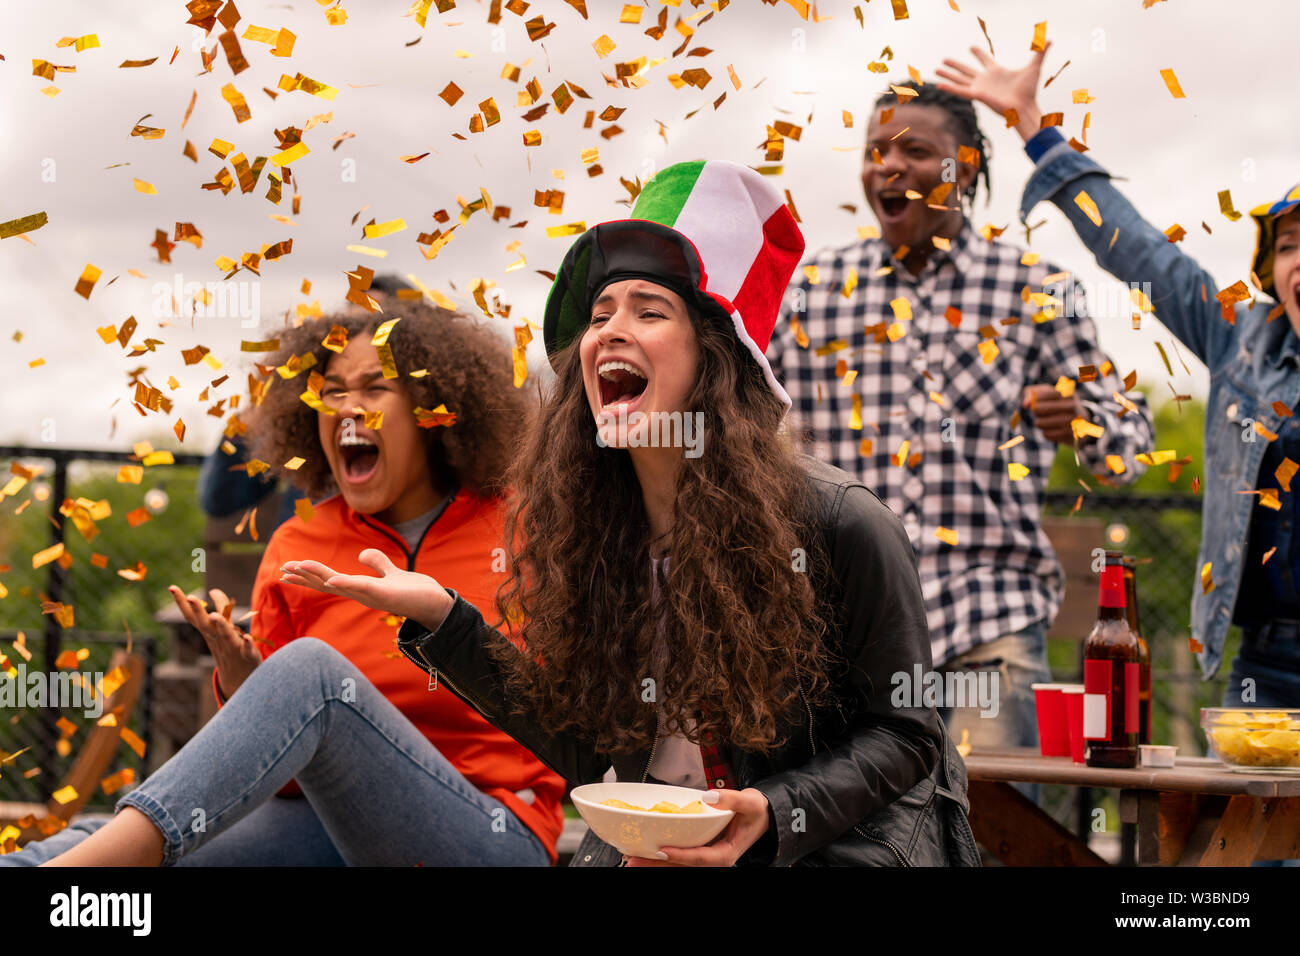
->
xmin=767 ymin=81 xmax=1155 ymax=756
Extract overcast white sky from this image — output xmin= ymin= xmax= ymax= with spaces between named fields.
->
xmin=1 ymin=0 xmax=1293 ymax=451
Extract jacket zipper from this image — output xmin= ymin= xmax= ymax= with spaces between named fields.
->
xmin=854 ymin=824 xmax=910 ymax=866
xmin=638 ymin=731 xmax=660 ymax=783
xmin=796 ymin=675 xmax=816 ymax=756
xmin=402 ymin=634 xmax=497 ymax=720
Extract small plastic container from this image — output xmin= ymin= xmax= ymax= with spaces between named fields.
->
xmin=1139 ymin=744 xmax=1177 ymax=768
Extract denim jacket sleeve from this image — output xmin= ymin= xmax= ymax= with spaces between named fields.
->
xmin=396 ymin=594 xmax=612 ymax=785
xmin=750 ymin=480 xmax=942 ymax=867
xmin=1020 ymin=142 xmax=1237 ymax=375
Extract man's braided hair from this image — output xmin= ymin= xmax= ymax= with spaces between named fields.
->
xmin=873 ymin=80 xmax=991 ymax=206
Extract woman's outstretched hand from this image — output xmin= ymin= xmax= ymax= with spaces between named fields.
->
xmin=934 ymin=43 xmax=1051 ymax=142
xmin=280 ymin=549 xmax=455 ymax=633
xmin=168 ymin=585 xmax=262 ymax=700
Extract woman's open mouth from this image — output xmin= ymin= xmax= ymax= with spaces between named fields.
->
xmin=339 ymin=434 xmax=381 ymax=483
xmin=597 ymin=360 xmax=649 ymax=410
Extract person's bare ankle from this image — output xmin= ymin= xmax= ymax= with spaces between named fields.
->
xmin=40 ymin=807 xmax=166 ymax=867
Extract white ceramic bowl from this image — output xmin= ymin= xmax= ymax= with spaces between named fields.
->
xmin=569 ymin=782 xmax=734 ymax=859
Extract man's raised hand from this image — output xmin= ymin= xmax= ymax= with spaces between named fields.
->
xmin=935 ymin=44 xmax=1051 ymax=142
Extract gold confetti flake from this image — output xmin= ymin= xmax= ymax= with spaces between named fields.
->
xmin=413 ymin=404 xmax=457 ymax=428
xmin=0 ymin=211 xmax=48 ymax=239
xmin=1074 ymin=191 xmax=1102 ymax=227
xmin=1200 ymin=562 xmax=1215 ymax=594
xmin=221 ymin=83 xmax=252 ymax=123
xmin=294 ymin=497 xmax=315 ymax=522
xmin=1263 ymin=546 xmax=1278 ymax=565
xmin=120 ymin=726 xmax=146 ymax=758
xmin=363 ymin=218 xmax=407 ymax=239
xmin=52 ymin=785 xmax=79 ymax=806
xmin=100 ymin=768 xmax=136 ymax=796
xmin=1136 ymin=450 xmax=1178 ymax=466
xmin=270 ymin=141 xmax=309 ymax=166
xmin=849 ymin=395 xmax=863 ymax=431
xmin=1159 ymin=68 xmax=1185 ymax=98
xmin=934 ymin=527 xmax=958 ymax=546
xmin=790 ymin=316 xmax=810 ymax=349
xmin=892 ymin=440 xmax=910 ymax=467
xmin=842 ymin=268 xmax=858 ymax=299
xmin=889 ymin=297 xmax=912 ymax=321
xmin=1218 ymin=189 xmax=1242 ymax=222
xmin=1072 ymin=418 xmax=1105 ymax=440
xmin=545 ymin=222 xmax=586 ymax=238
xmin=371 ymin=318 xmax=401 ymax=379
xmin=1054 ymin=376 xmax=1076 ymax=398
xmin=998 ymin=435 xmax=1025 ymax=451
xmin=1007 ymin=462 xmax=1030 ymax=481
xmin=74 ymin=263 xmax=102 ymax=299
xmin=1105 ymin=455 xmax=1127 ymax=475
xmin=278 ymin=72 xmax=339 ymax=100
xmin=1255 ymin=421 xmax=1280 ymax=441
xmin=1030 ymin=22 xmax=1047 ymax=52
xmin=977 ymin=339 xmax=999 ymax=365
xmin=814 ymin=339 xmax=848 ymax=357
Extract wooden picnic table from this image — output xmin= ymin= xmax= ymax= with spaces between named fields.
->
xmin=962 ymin=747 xmax=1300 ymax=866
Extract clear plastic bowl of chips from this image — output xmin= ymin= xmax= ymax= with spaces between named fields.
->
xmin=1201 ymin=708 xmax=1300 ymax=772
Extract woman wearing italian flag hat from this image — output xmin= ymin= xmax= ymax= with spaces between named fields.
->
xmin=283 ymin=159 xmax=979 ymax=866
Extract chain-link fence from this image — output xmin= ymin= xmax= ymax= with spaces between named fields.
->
xmin=0 ymin=448 xmax=206 ymax=814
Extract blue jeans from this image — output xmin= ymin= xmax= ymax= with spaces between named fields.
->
xmin=0 ymin=798 xmax=346 ymax=866
xmin=0 ymin=638 xmax=549 ymax=867
xmin=1220 ymin=621 xmax=1300 ymax=867
xmin=936 ymin=622 xmax=1052 ymax=805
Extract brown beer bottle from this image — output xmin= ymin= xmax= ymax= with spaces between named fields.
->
xmin=1083 ymin=551 xmax=1140 ymax=768
xmin=1122 ymin=556 xmax=1152 ymax=745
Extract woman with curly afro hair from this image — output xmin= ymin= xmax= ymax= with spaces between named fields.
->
xmin=33 ymin=294 xmax=567 ymax=867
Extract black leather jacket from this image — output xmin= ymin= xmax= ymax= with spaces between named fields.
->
xmin=397 ymin=455 xmax=980 ymax=866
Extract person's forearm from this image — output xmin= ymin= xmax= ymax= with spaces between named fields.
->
xmin=1008 ymin=100 xmax=1043 ymax=143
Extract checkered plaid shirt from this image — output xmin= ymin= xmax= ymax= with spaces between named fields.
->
xmin=767 ymin=224 xmax=1155 ymax=665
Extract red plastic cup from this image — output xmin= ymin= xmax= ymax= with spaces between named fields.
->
xmin=1032 ymin=683 xmax=1071 ymax=757
xmin=1062 ymin=685 xmax=1086 ymax=763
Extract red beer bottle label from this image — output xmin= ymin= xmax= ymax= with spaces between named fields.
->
xmin=1124 ymin=661 xmax=1140 ymax=734
xmin=1083 ymin=658 xmax=1111 ymax=740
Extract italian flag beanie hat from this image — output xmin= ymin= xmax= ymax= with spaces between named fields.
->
xmin=543 ymin=159 xmax=804 ymax=408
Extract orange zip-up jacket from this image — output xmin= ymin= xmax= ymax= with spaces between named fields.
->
xmin=210 ymin=491 xmax=564 ymax=864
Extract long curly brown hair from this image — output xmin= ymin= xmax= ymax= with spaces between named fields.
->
xmin=490 ymin=308 xmax=839 ymax=756
xmin=247 ymin=297 xmax=531 ymax=499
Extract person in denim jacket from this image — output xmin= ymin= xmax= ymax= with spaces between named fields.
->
xmin=938 ymin=44 xmax=1300 ymax=709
